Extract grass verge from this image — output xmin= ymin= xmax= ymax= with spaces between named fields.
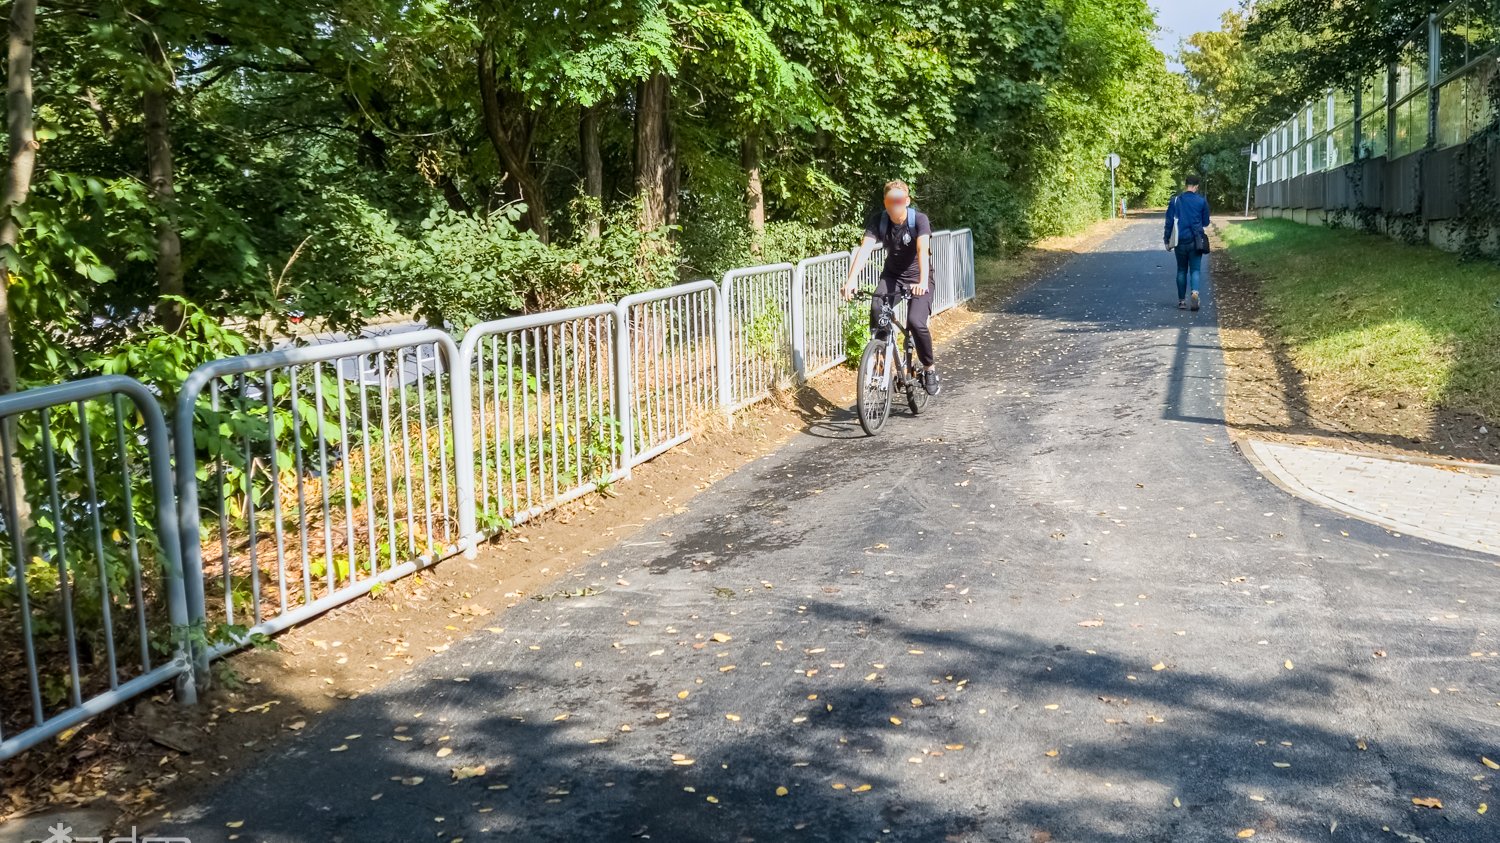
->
xmin=1219 ymin=219 xmax=1500 ymax=421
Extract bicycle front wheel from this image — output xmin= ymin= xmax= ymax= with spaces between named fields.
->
xmin=857 ymin=340 xmax=894 ymax=436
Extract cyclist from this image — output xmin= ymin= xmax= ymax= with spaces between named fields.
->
xmin=840 ymin=180 xmax=939 ymax=395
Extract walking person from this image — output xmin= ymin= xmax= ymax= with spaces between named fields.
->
xmin=841 ymin=180 xmax=940 ymax=394
xmin=1164 ymin=175 xmax=1211 ymax=311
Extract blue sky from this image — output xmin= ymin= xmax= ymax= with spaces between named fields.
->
xmin=1152 ymin=0 xmax=1242 ymax=67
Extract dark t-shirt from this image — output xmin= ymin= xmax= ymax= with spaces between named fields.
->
xmin=864 ymin=208 xmax=932 ymax=284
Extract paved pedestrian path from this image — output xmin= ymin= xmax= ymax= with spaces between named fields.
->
xmin=1244 ymin=439 xmax=1500 ymax=557
xmin=155 ymin=217 xmax=1499 ymax=843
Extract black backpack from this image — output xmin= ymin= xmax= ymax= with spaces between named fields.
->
xmin=878 ymin=205 xmax=920 ymax=242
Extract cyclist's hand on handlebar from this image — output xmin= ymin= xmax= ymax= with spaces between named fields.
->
xmin=911 ymin=281 xmax=929 ymax=297
xmin=840 ymin=280 xmax=857 ymax=301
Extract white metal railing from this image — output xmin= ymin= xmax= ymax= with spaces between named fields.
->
xmin=0 ymin=228 xmax=976 ymax=758
xmin=620 ymin=281 xmax=722 ymax=466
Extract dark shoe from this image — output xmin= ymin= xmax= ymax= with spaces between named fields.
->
xmin=1190 ymin=291 xmax=1200 ymax=311
xmin=1178 ymin=300 xmax=1187 ymax=310
xmin=923 ymin=369 xmax=941 ymax=396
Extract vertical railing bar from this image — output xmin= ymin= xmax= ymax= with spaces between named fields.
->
xmin=289 ymin=366 xmax=312 ymax=605
xmin=672 ymin=297 xmax=686 ymax=439
xmin=1 ymin=419 xmax=45 ymax=726
xmin=566 ymin=320 xmax=581 ymax=487
xmin=40 ymin=408 xmax=84 ymax=707
xmin=210 ymin=381 xmax=232 ymax=626
xmin=113 ymin=394 xmax=151 ymax=672
xmin=498 ymin=334 xmax=510 ymax=519
xmin=475 ymin=337 xmax=490 ymax=520
xmin=396 ymin=347 xmax=416 ymax=556
xmin=336 ymin=358 xmax=357 ymax=585
xmin=505 ymin=333 xmax=517 ymax=522
xmin=653 ymin=299 xmax=666 ymax=443
xmin=582 ymin=318 xmax=596 ymax=480
xmin=415 ymin=344 xmax=436 ymax=555
xmin=434 ymin=342 xmax=452 ymax=544
xmin=77 ymin=400 xmax=120 ymax=688
xmin=241 ymin=376 xmax=262 ymax=624
xmin=377 ymin=353 xmax=398 ymax=570
xmin=547 ymin=325 xmax=560 ymax=502
xmin=357 ymin=354 xmax=378 ymax=577
xmin=265 ymin=371 xmax=289 ymax=613
xmin=520 ymin=329 xmax=533 ymax=514
xmin=313 ymin=362 xmax=335 ymax=595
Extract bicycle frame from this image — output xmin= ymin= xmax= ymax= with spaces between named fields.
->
xmin=868 ymin=292 xmax=918 ymax=389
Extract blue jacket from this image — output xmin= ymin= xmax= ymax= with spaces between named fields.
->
xmin=1165 ymin=191 xmax=1210 ymax=245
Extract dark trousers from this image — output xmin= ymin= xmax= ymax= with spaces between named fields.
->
xmin=870 ymin=276 xmax=935 ymax=368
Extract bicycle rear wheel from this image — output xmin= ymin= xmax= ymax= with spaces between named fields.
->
xmin=856 ymin=340 xmax=893 ymax=436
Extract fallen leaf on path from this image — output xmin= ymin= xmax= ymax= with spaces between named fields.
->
xmin=452 ymin=765 xmax=486 ymax=780
xmin=1411 ymin=797 xmax=1443 ymax=809
xmin=1045 ymin=749 xmax=1059 ymax=757
xmin=1482 ymin=757 xmax=1499 ymax=770
xmin=437 ymin=747 xmax=453 ymax=758
xmin=852 ymin=784 xmax=872 ymax=793
xmin=1236 ymin=830 xmax=1255 ymax=839
xmin=1284 ymin=660 xmax=1294 ymax=670
xmin=776 ymin=786 xmax=788 ymax=797
xmin=711 ymin=632 xmax=732 ymax=643
xmin=1151 ymin=663 xmax=1166 ymax=672
xmin=1077 ymin=619 xmax=1103 ymax=627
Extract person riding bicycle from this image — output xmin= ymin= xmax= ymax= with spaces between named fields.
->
xmin=840 ymin=180 xmax=939 ymax=395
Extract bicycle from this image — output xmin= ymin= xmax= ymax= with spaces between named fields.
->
xmin=853 ymin=287 xmax=930 ymax=436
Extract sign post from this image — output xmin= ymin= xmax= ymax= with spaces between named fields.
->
xmin=1242 ymin=144 xmax=1259 ymax=217
xmin=1105 ymin=153 xmax=1120 ymax=218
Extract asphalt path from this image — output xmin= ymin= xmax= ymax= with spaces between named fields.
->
xmin=161 ymin=217 xmax=1500 ymax=842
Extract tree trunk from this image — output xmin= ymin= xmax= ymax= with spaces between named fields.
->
xmin=0 ymin=0 xmax=37 ymax=532
xmin=634 ymin=71 xmax=671 ymax=232
xmin=476 ymin=44 xmax=550 ymax=243
xmin=143 ymin=32 xmax=184 ymax=332
xmin=743 ymin=130 xmax=765 ymax=257
xmin=0 ymin=0 xmax=37 ymax=396
xmin=580 ymin=104 xmax=603 ymax=240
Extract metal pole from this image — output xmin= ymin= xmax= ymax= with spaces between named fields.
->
xmin=1244 ymin=145 xmax=1255 ymax=217
xmin=1109 ymin=168 xmax=1116 ymax=219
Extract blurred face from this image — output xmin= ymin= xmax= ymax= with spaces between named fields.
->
xmin=884 ymin=189 xmax=909 ymax=216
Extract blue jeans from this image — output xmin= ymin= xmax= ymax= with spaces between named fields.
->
xmin=1174 ymin=243 xmax=1202 ymax=301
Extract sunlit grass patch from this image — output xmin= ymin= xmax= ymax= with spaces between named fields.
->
xmin=1219 ymin=219 xmax=1500 ymax=420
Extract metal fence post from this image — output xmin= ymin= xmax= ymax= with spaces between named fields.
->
xmin=789 ymin=262 xmax=808 ymax=382
xmin=715 ymin=275 xmax=733 ymax=416
xmin=172 ymin=380 xmax=212 ymax=686
xmin=613 ymin=303 xmax=635 ymax=477
xmin=449 ymin=340 xmax=479 ymax=558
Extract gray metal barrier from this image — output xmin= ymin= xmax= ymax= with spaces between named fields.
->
xmin=721 ymin=264 xmax=796 ymax=411
xmin=619 ymin=280 xmax=723 ymax=466
xmin=459 ymin=305 xmax=623 ymax=534
xmin=1 ymin=376 xmax=193 ymax=761
xmin=173 ymin=330 xmax=464 ymax=659
xmin=791 ymin=252 xmax=852 ymax=380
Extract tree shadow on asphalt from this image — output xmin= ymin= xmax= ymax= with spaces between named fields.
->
xmin=151 ymin=589 xmax=1491 ymax=843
